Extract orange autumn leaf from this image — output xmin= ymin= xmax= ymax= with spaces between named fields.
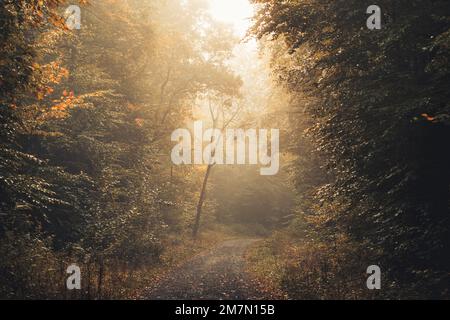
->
xmin=48 ymin=13 xmax=69 ymax=30
xmin=421 ymin=113 xmax=435 ymax=122
xmin=51 ymin=103 xmax=67 ymax=111
xmin=36 ymin=91 xmax=45 ymax=100
xmin=135 ymin=118 xmax=145 ymax=127
xmin=59 ymin=68 xmax=69 ymax=79
xmin=31 ymin=63 xmax=40 ymax=71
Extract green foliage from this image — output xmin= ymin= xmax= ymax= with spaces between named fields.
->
xmin=253 ymin=0 xmax=450 ymax=298
xmin=0 ymin=0 xmax=241 ymax=299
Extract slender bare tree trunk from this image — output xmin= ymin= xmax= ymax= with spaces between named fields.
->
xmin=193 ymin=164 xmax=214 ymax=239
xmin=192 ymin=97 xmax=240 ymax=239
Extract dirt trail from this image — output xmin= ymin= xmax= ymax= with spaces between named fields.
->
xmin=144 ymin=238 xmax=270 ymax=300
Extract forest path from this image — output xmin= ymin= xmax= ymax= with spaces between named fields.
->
xmin=144 ymin=238 xmax=271 ymax=300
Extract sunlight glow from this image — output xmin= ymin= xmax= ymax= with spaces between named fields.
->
xmin=208 ymin=0 xmax=254 ymax=38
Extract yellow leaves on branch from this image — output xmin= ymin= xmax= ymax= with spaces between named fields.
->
xmin=31 ymin=61 xmax=69 ymax=100
xmin=48 ymin=13 xmax=68 ymax=30
xmin=30 ymin=1 xmax=73 ymax=29
xmin=43 ymin=1 xmax=90 ymax=31
xmin=34 ymin=61 xmax=70 ymax=101
xmin=52 ymin=89 xmax=76 ymax=111
xmin=48 ymin=90 xmax=81 ymax=119
xmin=30 ymin=60 xmax=82 ymax=121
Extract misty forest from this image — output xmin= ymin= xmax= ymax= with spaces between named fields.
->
xmin=0 ymin=0 xmax=449 ymax=300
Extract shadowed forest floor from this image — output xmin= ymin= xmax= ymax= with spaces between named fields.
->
xmin=143 ymin=239 xmax=276 ymax=300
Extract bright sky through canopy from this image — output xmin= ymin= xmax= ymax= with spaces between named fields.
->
xmin=208 ymin=0 xmax=254 ymax=38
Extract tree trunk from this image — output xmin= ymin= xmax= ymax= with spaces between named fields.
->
xmin=192 ymin=164 xmax=213 ymax=239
